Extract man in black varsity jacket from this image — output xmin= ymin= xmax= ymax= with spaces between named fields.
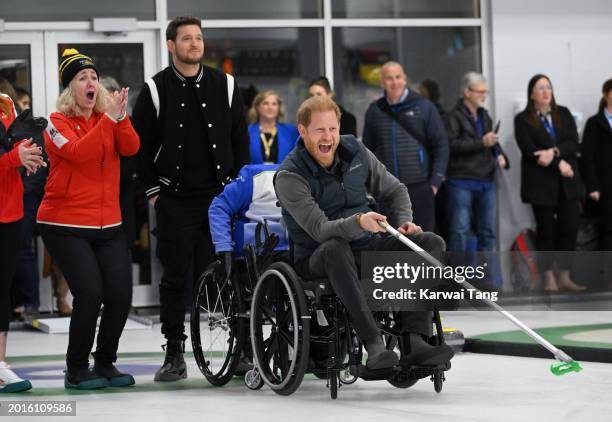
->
xmin=132 ymin=16 xmax=249 ymax=382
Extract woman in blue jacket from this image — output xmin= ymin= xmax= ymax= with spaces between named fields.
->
xmin=247 ymin=90 xmax=298 ymax=164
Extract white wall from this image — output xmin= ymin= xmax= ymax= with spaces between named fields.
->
xmin=490 ymin=0 xmax=612 ymax=252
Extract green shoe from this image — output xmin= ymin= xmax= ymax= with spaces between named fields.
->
xmin=0 ymin=362 xmax=32 ymax=393
xmin=64 ymin=368 xmax=108 ymax=390
xmin=94 ymin=362 xmax=135 ymax=387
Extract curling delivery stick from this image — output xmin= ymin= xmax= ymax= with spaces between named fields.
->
xmin=378 ymin=220 xmax=582 ymax=376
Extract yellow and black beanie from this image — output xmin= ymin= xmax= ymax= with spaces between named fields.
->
xmin=59 ymin=48 xmax=98 ymax=88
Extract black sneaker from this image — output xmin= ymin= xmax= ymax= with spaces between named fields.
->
xmin=402 ymin=333 xmax=454 ymax=366
xmin=154 ymin=339 xmax=187 ymax=382
xmin=64 ymin=367 xmax=108 ymax=390
xmin=94 ymin=361 xmax=135 ymax=387
xmin=364 ymin=338 xmax=399 ymax=370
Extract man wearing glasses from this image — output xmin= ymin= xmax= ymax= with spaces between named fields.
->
xmin=444 ymin=72 xmax=509 ymax=257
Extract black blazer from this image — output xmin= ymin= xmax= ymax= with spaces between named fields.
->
xmin=581 ymin=110 xmax=612 ymax=215
xmin=514 ymin=105 xmax=583 ymax=205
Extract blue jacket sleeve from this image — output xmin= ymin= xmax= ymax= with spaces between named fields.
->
xmin=424 ymin=101 xmax=449 ymax=188
xmin=208 ymin=167 xmax=254 ymax=253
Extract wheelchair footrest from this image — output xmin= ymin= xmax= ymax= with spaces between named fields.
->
xmin=398 ymin=361 xmax=451 ymax=380
xmin=349 ymin=364 xmax=401 ymax=381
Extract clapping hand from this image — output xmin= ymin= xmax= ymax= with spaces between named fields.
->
xmin=107 ymin=87 xmax=129 ymax=121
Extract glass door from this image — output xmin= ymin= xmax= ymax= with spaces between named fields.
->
xmin=0 ymin=31 xmax=45 ymax=116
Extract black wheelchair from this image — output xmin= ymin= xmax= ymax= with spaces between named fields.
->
xmin=190 ymin=222 xmax=284 ymax=386
xmin=190 ymin=223 xmax=452 ymax=399
xmin=248 ymin=261 xmax=451 ymax=399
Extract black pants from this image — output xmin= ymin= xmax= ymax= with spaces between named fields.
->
xmin=154 ymin=194 xmax=215 ymax=341
xmin=532 ymin=198 xmax=580 ymax=272
xmin=296 ymin=232 xmax=444 ymax=342
xmin=12 ymin=192 xmax=42 ymax=309
xmin=406 ymin=182 xmax=435 ymax=232
xmin=0 ymin=220 xmax=22 ymax=332
xmin=40 ymin=224 xmax=132 ymax=371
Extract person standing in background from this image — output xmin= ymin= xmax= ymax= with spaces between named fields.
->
xmin=581 ymin=78 xmax=612 ymax=288
xmin=445 ymin=72 xmax=509 ymax=253
xmin=362 ymin=61 xmax=448 ymax=232
xmin=247 ymin=90 xmax=298 ymax=164
xmin=514 ymin=74 xmax=586 ymax=292
xmin=14 ymin=88 xmax=31 ymax=112
xmin=1 ymin=92 xmax=45 ymax=393
xmin=132 ymin=16 xmax=249 ymax=382
xmin=308 ymin=76 xmax=357 ymax=136
xmin=38 ymin=49 xmax=140 ymax=389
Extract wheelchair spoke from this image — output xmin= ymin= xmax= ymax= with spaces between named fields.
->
xmin=276 ymin=326 xmax=295 ymax=348
xmin=258 ymin=303 xmax=276 ymax=326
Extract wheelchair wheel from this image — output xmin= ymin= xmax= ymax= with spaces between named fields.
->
xmin=329 ymin=372 xmax=338 ymax=399
xmin=250 ymin=262 xmax=310 ymax=396
xmin=191 ymin=263 xmax=246 ymax=386
xmin=244 ymin=369 xmax=264 ymax=390
xmin=433 ymin=370 xmax=445 ymax=393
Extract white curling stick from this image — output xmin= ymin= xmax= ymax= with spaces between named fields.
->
xmin=378 ymin=220 xmax=581 ymax=374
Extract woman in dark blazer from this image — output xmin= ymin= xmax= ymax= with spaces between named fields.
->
xmin=247 ymin=90 xmax=298 ymax=164
xmin=514 ymin=74 xmax=585 ymax=292
xmin=582 ymin=78 xmax=612 ymax=284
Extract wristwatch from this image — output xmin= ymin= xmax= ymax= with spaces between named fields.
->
xmin=552 ymin=147 xmax=560 ymax=157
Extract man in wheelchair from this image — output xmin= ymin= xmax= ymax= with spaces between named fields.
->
xmin=209 ymin=162 xmax=289 ymax=274
xmin=275 ymin=96 xmax=454 ymax=371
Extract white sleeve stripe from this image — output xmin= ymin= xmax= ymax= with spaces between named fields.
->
xmin=145 ymin=78 xmax=160 ymax=119
xmin=226 ymin=74 xmax=234 ymax=108
xmin=45 ymin=116 xmax=69 ymax=149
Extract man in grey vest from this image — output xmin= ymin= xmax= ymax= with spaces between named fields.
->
xmin=275 ymin=96 xmax=454 ymax=370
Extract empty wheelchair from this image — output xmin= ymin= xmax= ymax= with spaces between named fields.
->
xmin=247 ymin=261 xmax=452 ymax=399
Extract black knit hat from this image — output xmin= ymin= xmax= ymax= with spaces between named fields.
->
xmin=59 ymin=48 xmax=98 ymax=88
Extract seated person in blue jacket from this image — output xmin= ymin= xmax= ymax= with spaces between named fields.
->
xmin=209 ymin=163 xmax=288 ymax=276
xmin=247 ymin=90 xmax=299 ymax=164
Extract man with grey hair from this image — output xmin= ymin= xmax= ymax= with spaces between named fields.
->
xmin=444 ymin=71 xmax=508 ymax=257
xmin=363 ymin=61 xmax=448 ymax=232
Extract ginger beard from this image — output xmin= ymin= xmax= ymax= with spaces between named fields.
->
xmin=299 ymin=110 xmax=340 ymax=169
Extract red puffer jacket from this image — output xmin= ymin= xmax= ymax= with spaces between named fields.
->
xmin=0 ymin=94 xmax=23 ymax=223
xmin=37 ymin=111 xmax=139 ymax=229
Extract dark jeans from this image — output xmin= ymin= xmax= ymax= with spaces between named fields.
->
xmin=12 ymin=192 xmax=42 ymax=308
xmin=296 ymin=232 xmax=445 ymax=342
xmin=446 ymin=181 xmax=497 ymax=252
xmin=154 ymin=194 xmax=215 ymax=341
xmin=532 ymin=198 xmax=580 ymax=272
xmin=406 ymin=182 xmax=435 ymax=232
xmin=0 ymin=220 xmax=22 ymax=332
xmin=40 ymin=224 xmax=132 ymax=371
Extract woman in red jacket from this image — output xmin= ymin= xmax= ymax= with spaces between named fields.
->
xmin=0 ymin=93 xmax=44 ymax=393
xmin=37 ymin=49 xmax=140 ymax=389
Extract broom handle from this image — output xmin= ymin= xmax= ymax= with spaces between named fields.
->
xmin=378 ymin=221 xmax=573 ymax=363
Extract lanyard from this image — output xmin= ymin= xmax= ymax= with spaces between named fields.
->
xmin=260 ymin=127 xmax=277 ymax=162
xmin=539 ymin=114 xmax=556 ymax=141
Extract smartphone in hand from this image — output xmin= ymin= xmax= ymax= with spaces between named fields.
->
xmin=494 ymin=120 xmax=501 ymax=134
